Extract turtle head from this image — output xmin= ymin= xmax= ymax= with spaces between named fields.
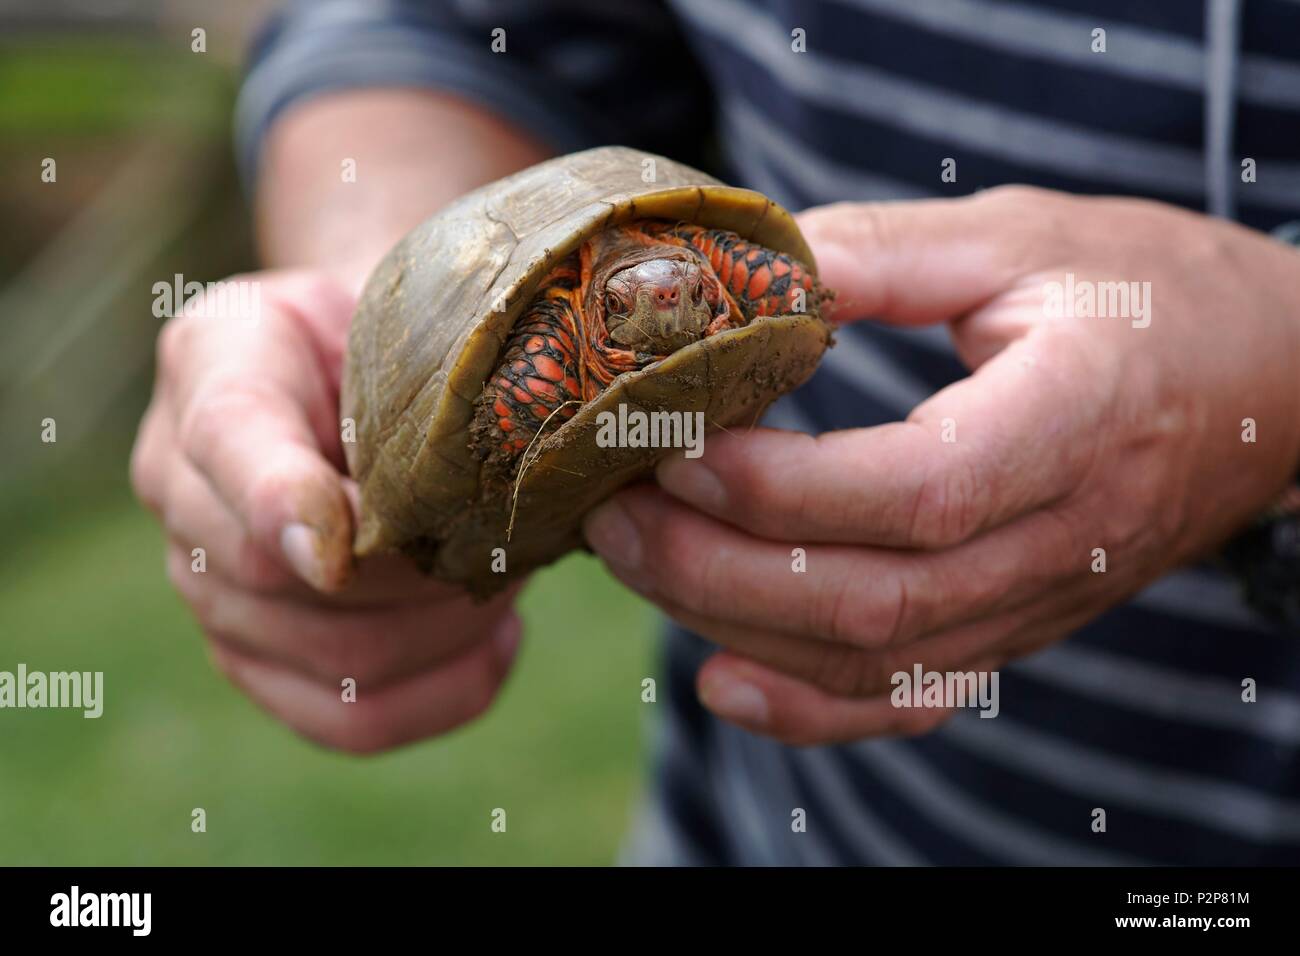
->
xmin=602 ymin=256 xmax=713 ymax=352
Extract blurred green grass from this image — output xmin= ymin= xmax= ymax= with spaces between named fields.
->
xmin=0 ymin=29 xmax=661 ymax=866
xmin=0 ymin=37 xmax=232 ymax=137
xmin=0 ymin=477 xmax=660 ymax=865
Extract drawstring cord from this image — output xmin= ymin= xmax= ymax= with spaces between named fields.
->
xmin=1205 ymin=0 xmax=1242 ymax=220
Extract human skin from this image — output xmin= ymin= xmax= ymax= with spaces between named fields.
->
xmin=130 ymin=90 xmax=550 ymax=752
xmin=136 ymin=90 xmax=1300 ymax=754
xmin=583 ymin=186 xmax=1300 ymax=746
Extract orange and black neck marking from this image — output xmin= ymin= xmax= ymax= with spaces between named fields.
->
xmin=646 ymin=222 xmax=819 ymax=319
xmin=476 ymin=264 xmax=585 ymax=462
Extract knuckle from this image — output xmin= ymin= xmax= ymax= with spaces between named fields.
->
xmin=175 ymin=385 xmax=238 ymax=462
xmin=260 ymin=270 xmax=333 ymax=311
xmin=128 ymin=434 xmax=162 ymax=512
xmin=1093 ymin=458 xmax=1184 ymax=560
xmin=879 ymin=573 xmax=914 ymax=647
xmin=815 ymin=565 xmax=916 ymax=648
xmin=689 ymin=546 xmax=733 ymax=619
xmin=811 ymin=567 xmax=925 ymax=650
xmin=1038 ymin=505 xmax=1086 ymax=565
xmin=907 ymin=454 xmax=985 ymax=548
xmin=815 ymin=571 xmax=872 ymax=647
xmin=973 ymin=185 xmax=1078 ymax=265
xmin=978 ymin=183 xmax=1050 ymax=207
xmin=156 ymin=316 xmax=190 ymax=372
xmin=850 ymin=203 xmax=898 ymax=258
xmin=1189 ymin=224 xmax=1231 ymax=265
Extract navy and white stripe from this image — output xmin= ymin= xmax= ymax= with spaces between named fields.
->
xmin=237 ymin=0 xmax=1300 ymax=865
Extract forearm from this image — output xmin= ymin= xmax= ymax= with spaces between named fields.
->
xmin=255 ymin=88 xmax=553 ymax=293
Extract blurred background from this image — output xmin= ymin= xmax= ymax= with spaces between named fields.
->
xmin=0 ymin=0 xmax=657 ymax=865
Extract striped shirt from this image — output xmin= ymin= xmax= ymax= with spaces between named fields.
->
xmin=238 ymin=0 xmax=1300 ymax=865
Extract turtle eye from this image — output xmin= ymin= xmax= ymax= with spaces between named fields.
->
xmin=605 ymin=291 xmax=625 ymax=315
xmin=691 ymin=278 xmax=705 ymax=304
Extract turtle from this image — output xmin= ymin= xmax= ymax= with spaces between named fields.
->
xmin=341 ymin=146 xmax=833 ymax=596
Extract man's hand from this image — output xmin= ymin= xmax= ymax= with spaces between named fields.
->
xmin=584 ymin=186 xmax=1300 ymax=746
xmin=131 ymin=270 xmax=521 ymax=753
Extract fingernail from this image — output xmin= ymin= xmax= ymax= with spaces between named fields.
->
xmin=657 ymin=457 xmax=726 ymax=511
xmin=583 ymin=499 xmax=642 ymax=570
xmin=699 ymin=675 xmax=769 ymax=727
xmin=280 ymin=522 xmax=327 ymax=590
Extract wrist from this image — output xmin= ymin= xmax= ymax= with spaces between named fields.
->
xmin=254 ymin=89 xmax=550 ymax=295
xmin=1220 ymin=221 xmax=1300 ymax=630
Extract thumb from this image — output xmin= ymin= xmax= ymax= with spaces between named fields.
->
xmin=798 ymin=187 xmax=1060 ymax=327
xmin=167 ymin=272 xmax=358 ymax=592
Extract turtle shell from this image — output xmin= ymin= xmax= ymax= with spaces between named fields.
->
xmin=341 ymin=146 xmax=832 ymax=595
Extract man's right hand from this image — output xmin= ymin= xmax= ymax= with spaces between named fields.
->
xmin=130 ymin=269 xmax=521 ymax=753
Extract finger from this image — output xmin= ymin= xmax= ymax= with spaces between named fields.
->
xmin=167 ymin=544 xmax=517 ymax=687
xmin=585 ymin=484 xmax=1087 ymax=648
xmin=658 ymin=331 xmax=1106 ymax=549
xmin=696 ymin=653 xmax=957 ymax=746
xmin=209 ymin=613 xmax=522 ymax=755
xmin=161 ymin=273 xmax=358 ymax=591
xmin=162 ymin=455 xmax=459 ymax=605
xmin=129 ymin=403 xmax=170 ymax=518
xmin=798 ymin=186 xmax=1074 ymax=326
xmin=697 ymin=604 xmax=1096 ymax=746
xmin=163 ymin=460 xmax=299 ymax=594
xmin=643 ymin=587 xmax=1046 ymax=699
